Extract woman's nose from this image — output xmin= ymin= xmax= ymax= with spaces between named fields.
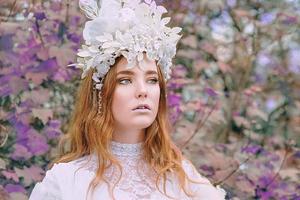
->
xmin=135 ymin=81 xmax=148 ymax=99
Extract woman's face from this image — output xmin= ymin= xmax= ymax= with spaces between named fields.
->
xmin=112 ymin=55 xmax=160 ymax=132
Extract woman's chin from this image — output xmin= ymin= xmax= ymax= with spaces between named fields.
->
xmin=128 ymin=119 xmax=155 ymax=129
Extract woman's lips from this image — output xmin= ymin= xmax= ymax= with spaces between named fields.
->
xmin=132 ymin=104 xmax=150 ymax=110
xmin=132 ymin=108 xmax=151 ymax=112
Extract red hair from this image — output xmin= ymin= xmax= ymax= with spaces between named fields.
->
xmin=53 ymin=57 xmax=200 ymax=199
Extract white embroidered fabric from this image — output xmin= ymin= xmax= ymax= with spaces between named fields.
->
xmin=29 ymin=141 xmax=227 ymax=200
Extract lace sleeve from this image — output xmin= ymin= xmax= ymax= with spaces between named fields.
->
xmin=182 ymin=159 xmax=226 ymax=200
xmin=29 ymin=164 xmax=62 ymax=200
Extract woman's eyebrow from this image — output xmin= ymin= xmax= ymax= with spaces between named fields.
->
xmin=116 ymin=70 xmax=158 ymax=76
xmin=145 ymin=70 xmax=158 ymax=75
xmin=117 ymin=70 xmax=134 ymax=76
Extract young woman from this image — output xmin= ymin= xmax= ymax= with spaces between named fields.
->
xmin=29 ymin=0 xmax=226 ymax=199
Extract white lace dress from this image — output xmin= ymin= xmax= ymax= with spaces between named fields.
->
xmin=29 ymin=141 xmax=226 ymax=200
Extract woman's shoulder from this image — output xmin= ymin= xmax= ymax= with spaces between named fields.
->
xmin=48 ymin=154 xmax=96 ymax=172
xmin=29 ymin=163 xmax=64 ymax=200
xmin=181 ymin=158 xmax=227 ymax=200
xmin=40 ymin=157 xmax=86 ymax=176
xmin=29 ymin=156 xmax=91 ymax=200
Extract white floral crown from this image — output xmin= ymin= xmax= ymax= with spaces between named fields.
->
xmin=69 ymin=0 xmax=182 ymax=90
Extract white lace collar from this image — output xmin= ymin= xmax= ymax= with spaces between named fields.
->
xmin=110 ymin=141 xmax=144 ymax=157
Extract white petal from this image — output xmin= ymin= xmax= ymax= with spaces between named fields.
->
xmin=161 ymin=17 xmax=171 ymax=25
xmin=150 ymin=1 xmax=156 ymax=10
xmin=95 ymin=83 xmax=103 ymax=90
xmin=157 ymin=6 xmax=167 ymax=14
xmin=104 ymin=48 xmax=117 ymax=54
xmin=171 ymin=27 xmax=182 ymax=34
xmin=88 ymin=46 xmax=99 ymax=53
xmin=95 ymin=36 xmax=108 ymax=43
xmin=92 ymin=73 xmax=101 ymax=83
xmin=78 ymin=50 xmax=91 ymax=57
xmin=81 ymin=69 xmax=89 ymax=79
xmin=79 ymin=0 xmax=100 ymax=19
xmin=67 ymin=63 xmax=77 ymax=67
xmin=145 ymin=0 xmax=152 ymax=4
xmin=102 ymin=41 xmax=121 ymax=48
xmin=86 ymin=58 xmax=94 ymax=68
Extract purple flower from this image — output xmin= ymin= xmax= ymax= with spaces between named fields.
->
xmin=281 ymin=15 xmax=298 ymax=25
xmin=11 ymin=143 xmax=32 ymax=160
xmin=264 ymin=162 xmax=274 ymax=170
xmin=43 ymin=120 xmax=62 ymax=139
xmin=35 ymin=58 xmax=58 ymax=73
xmin=26 ymin=131 xmax=49 ymax=156
xmin=50 ymin=1 xmax=62 ymax=12
xmin=288 ymin=48 xmax=300 ymax=74
xmin=204 ymin=87 xmax=218 ymax=98
xmin=48 ymin=120 xmax=61 ymax=129
xmin=53 ymin=68 xmax=72 ymax=82
xmin=294 ymin=150 xmax=300 ymax=158
xmin=0 ymin=85 xmax=10 ymax=97
xmin=258 ymin=174 xmax=277 ymax=188
xmin=0 ymin=34 xmax=14 ymax=51
xmin=34 ymin=12 xmax=46 ymax=20
xmin=260 ymin=12 xmax=276 ymax=25
xmin=167 ymin=81 xmax=185 ymax=90
xmin=67 ymin=33 xmax=81 ymax=43
xmin=254 ymin=173 xmax=279 ymax=200
xmin=69 ymin=16 xmax=81 ymax=27
xmin=15 ymin=122 xmax=31 ymax=136
xmin=255 ymin=186 xmax=274 ymax=200
xmin=289 ymin=194 xmax=300 ymax=200
xmin=168 ymin=93 xmax=181 ymax=107
xmin=171 ymin=65 xmax=188 ymax=78
xmin=226 ymin=0 xmax=236 ymax=8
xmin=167 ymin=93 xmax=182 ymax=123
xmin=4 ymin=184 xmax=26 ymax=194
xmin=265 ymin=98 xmax=277 ymax=112
xmin=241 ymin=144 xmax=262 ymax=155
xmin=199 ymin=164 xmax=215 ymax=177
xmin=44 ymin=128 xmax=61 ymax=139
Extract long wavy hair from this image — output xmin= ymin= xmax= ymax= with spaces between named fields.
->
xmin=52 ymin=56 xmax=200 ymax=199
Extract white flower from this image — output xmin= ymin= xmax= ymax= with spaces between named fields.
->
xmin=71 ymin=0 xmax=182 ymax=90
xmin=79 ymin=0 xmax=100 ymax=19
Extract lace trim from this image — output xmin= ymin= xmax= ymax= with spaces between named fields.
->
xmin=110 ymin=141 xmax=144 ymax=157
xmin=74 ymin=141 xmax=160 ymax=200
xmin=103 ymin=156 xmax=158 ymax=199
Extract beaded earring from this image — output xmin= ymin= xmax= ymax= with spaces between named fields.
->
xmin=97 ymin=90 xmax=102 ymax=115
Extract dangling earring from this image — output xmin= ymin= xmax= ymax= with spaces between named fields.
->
xmin=97 ymin=91 xmax=102 ymax=115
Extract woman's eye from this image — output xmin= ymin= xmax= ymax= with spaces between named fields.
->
xmin=119 ymin=79 xmax=131 ymax=85
xmin=118 ymin=78 xmax=158 ymax=85
xmin=148 ymin=78 xmax=158 ymax=84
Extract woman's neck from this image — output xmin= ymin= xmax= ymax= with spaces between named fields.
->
xmin=112 ymin=129 xmax=145 ymax=144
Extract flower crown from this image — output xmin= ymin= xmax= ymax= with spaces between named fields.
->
xmin=69 ymin=0 xmax=182 ymax=90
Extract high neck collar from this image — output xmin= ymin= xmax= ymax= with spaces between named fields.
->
xmin=110 ymin=141 xmax=144 ymax=157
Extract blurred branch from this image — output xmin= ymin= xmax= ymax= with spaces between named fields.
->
xmin=1 ymin=0 xmax=17 ymax=23
xmin=180 ymin=99 xmax=218 ymax=148
xmin=214 ymin=157 xmax=251 ymax=186
xmin=35 ymin=18 xmax=45 ymax=48
xmin=221 ymin=15 xmax=261 ymax=142
xmin=65 ymin=0 xmax=70 ymax=24
xmin=222 ymin=54 xmax=253 ymax=142
xmin=0 ymin=125 xmax=8 ymax=147
xmin=264 ymin=143 xmax=289 ymax=189
xmin=228 ymin=8 xmax=242 ymax=32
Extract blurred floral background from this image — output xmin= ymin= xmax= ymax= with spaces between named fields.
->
xmin=0 ymin=0 xmax=299 ymax=199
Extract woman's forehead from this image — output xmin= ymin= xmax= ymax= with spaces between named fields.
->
xmin=116 ymin=55 xmax=158 ymax=73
